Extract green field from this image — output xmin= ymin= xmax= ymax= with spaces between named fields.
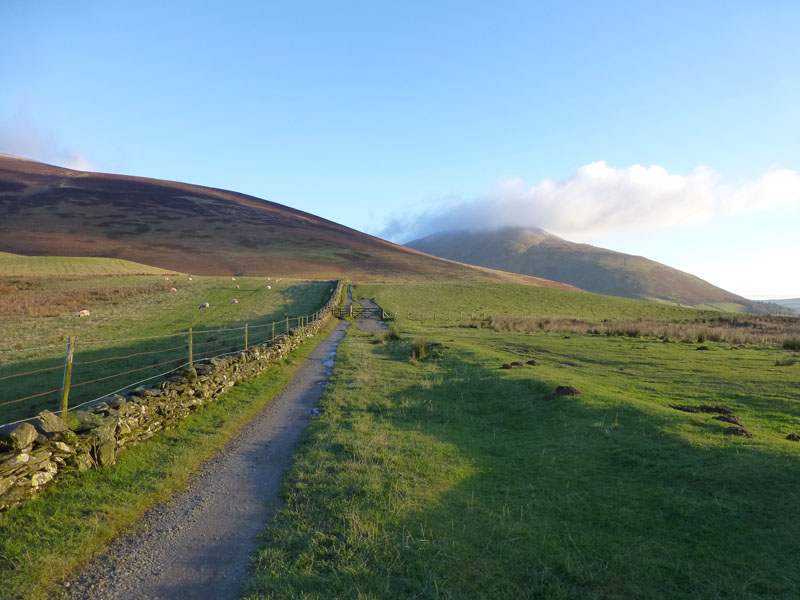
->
xmin=3 ymin=274 xmax=799 ymax=599
xmin=354 ymin=282 xmax=702 ymax=321
xmin=0 ymin=260 xmax=337 ymax=424
xmin=244 ymin=301 xmax=800 ymax=598
xmin=0 ymin=252 xmax=173 ymax=276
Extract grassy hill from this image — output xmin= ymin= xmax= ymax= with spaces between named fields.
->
xmin=0 ymin=155 xmax=573 ymax=288
xmin=0 ymin=251 xmax=175 ymax=276
xmin=406 ymin=227 xmax=775 ymax=313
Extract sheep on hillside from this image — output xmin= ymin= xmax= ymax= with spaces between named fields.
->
xmin=199 ymin=302 xmax=210 ymax=309
xmin=170 ymin=287 xmax=178 ymax=292
xmin=188 ymin=276 xmax=193 ymax=281
xmin=267 ymin=285 xmax=271 ymax=290
xmin=164 ymin=276 xmax=169 ymax=281
xmin=236 ymin=284 xmax=240 ymax=289
xmin=78 ymin=309 xmax=90 ymax=318
xmin=231 ymin=277 xmax=236 ymax=281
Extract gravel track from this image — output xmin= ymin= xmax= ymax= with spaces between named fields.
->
xmin=355 ymin=298 xmax=389 ymax=333
xmin=63 ymin=320 xmax=350 ymax=600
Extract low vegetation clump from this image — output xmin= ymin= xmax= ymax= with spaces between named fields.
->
xmin=783 ymin=337 xmax=800 ymax=351
xmin=373 ymin=325 xmax=402 ymax=345
xmin=246 ymin=317 xmax=800 ymax=599
xmin=411 ymin=337 xmax=426 ymax=360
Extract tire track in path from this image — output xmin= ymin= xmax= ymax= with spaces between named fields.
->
xmin=64 ymin=320 xmax=350 ymax=600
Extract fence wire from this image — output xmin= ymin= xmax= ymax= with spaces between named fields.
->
xmin=1 ymin=281 xmax=343 ymax=426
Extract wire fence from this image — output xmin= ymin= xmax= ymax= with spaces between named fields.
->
xmin=0 ymin=282 xmax=344 ymax=427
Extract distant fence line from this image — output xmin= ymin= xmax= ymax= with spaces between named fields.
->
xmin=0 ymin=282 xmax=343 ymax=426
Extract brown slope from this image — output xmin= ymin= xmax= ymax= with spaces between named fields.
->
xmin=406 ymin=227 xmax=769 ymax=311
xmin=0 ymin=155 xmax=576 ymax=288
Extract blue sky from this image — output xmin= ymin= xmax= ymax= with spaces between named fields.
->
xmin=1 ymin=1 xmax=798 ymax=298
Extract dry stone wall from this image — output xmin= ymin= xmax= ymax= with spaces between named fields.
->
xmin=0 ymin=282 xmax=343 ymax=511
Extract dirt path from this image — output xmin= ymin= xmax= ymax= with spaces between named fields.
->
xmin=63 ymin=320 xmax=350 ymax=600
xmin=354 ymin=296 xmax=389 ymax=334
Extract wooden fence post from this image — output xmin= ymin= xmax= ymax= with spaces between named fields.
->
xmin=272 ymin=321 xmax=275 ymax=340
xmin=60 ymin=337 xmax=74 ymax=420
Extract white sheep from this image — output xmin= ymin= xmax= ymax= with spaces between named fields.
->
xmin=164 ymin=276 xmax=169 ymax=281
xmin=266 ymin=276 xmax=271 ymax=280
xmin=267 ymin=285 xmax=272 ymax=290
xmin=78 ymin=309 xmax=90 ymax=318
xmin=170 ymin=287 xmax=178 ymax=292
xmin=231 ymin=298 xmax=239 ymax=304
xmin=231 ymin=277 xmax=236 ymax=281
xmin=199 ymin=302 xmax=210 ymax=309
xmin=188 ymin=276 xmax=193 ymax=281
xmin=236 ymin=284 xmax=240 ymax=289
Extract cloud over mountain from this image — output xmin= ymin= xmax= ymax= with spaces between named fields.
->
xmin=380 ymin=162 xmax=800 ymax=242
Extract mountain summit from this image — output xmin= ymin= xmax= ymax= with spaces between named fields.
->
xmin=406 ymin=227 xmax=772 ymax=312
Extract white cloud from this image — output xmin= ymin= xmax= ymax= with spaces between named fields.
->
xmin=0 ymin=111 xmax=93 ymax=171
xmin=381 ymin=161 xmax=800 ymax=242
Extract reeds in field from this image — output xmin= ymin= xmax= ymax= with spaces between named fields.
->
xmin=481 ymin=314 xmax=800 ymax=348
xmin=412 ymin=337 xmax=426 ymax=360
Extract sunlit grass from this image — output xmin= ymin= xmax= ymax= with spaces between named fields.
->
xmin=246 ymin=320 xmax=800 ymax=599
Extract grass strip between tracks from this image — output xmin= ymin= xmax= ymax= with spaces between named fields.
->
xmin=0 ymin=317 xmax=338 ymax=600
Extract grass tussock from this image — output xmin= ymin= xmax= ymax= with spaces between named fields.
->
xmin=373 ymin=325 xmax=402 ymax=345
xmin=411 ymin=337 xmax=426 ymax=360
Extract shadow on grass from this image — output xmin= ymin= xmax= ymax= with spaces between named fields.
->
xmin=249 ymin=333 xmax=800 ymax=600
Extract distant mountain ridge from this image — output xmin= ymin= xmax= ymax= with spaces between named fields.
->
xmin=767 ymin=298 xmax=800 ymax=312
xmin=406 ymin=227 xmax=777 ymax=313
xmin=0 ymin=155 xmax=576 ymax=289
